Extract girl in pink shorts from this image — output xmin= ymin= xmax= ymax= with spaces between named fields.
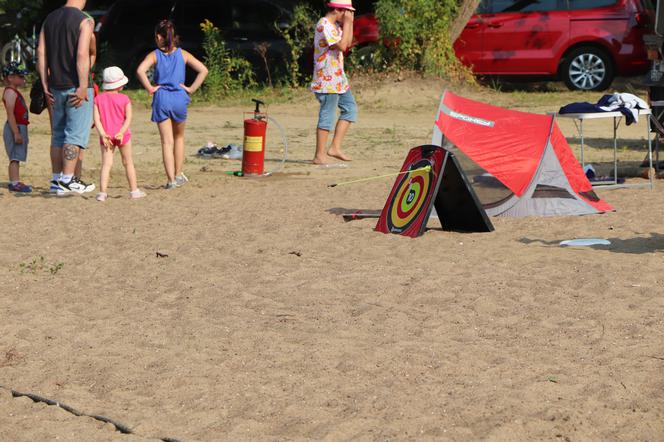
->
xmin=93 ymin=66 xmax=145 ymax=201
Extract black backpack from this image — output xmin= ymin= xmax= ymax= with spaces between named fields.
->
xmin=29 ymin=80 xmax=47 ymax=115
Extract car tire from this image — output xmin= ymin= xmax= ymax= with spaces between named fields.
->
xmin=561 ymin=46 xmax=614 ymax=91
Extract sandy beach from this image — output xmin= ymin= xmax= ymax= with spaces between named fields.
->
xmin=1 ymin=77 xmax=663 ymax=441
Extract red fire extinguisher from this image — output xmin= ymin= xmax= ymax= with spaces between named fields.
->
xmin=242 ymin=99 xmax=267 ymax=176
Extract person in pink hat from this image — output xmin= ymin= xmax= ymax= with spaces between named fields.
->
xmin=92 ymin=66 xmax=145 ymax=201
xmin=311 ymin=0 xmax=356 ymax=165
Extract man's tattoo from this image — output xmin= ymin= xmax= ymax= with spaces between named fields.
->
xmin=64 ymin=144 xmax=79 ymax=161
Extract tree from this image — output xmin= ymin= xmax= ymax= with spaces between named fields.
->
xmin=375 ymin=0 xmax=460 ymax=75
xmin=450 ymin=0 xmax=481 ymax=42
xmin=0 ymin=1 xmax=46 ymax=27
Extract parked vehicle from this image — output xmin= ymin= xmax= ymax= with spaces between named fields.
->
xmin=97 ymin=0 xmax=381 ymax=84
xmin=97 ymin=0 xmax=298 ymax=83
xmin=353 ymin=13 xmax=380 ymax=47
xmin=454 ymin=0 xmax=654 ymax=91
xmin=642 ymin=0 xmax=664 ymax=148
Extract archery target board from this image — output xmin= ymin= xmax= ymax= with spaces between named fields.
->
xmin=376 ymin=145 xmax=494 ymax=238
xmin=376 ymin=145 xmax=445 ymax=238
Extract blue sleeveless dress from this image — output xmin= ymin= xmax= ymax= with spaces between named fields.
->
xmin=151 ymin=48 xmax=190 ymax=123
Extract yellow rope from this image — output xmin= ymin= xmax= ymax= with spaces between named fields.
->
xmin=328 ymin=165 xmax=431 ymax=188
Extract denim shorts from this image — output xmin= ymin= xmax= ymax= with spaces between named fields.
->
xmin=51 ymin=87 xmax=94 ymax=149
xmin=315 ymin=91 xmax=358 ymax=131
xmin=3 ymin=123 xmax=28 ymax=162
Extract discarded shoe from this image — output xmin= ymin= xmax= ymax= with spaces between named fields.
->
xmin=213 ymin=145 xmax=232 ymax=158
xmin=197 ymin=142 xmax=219 ymax=157
xmin=222 ymin=144 xmax=242 ymax=160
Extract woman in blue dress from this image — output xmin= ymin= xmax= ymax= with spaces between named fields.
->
xmin=137 ymin=20 xmax=208 ymax=189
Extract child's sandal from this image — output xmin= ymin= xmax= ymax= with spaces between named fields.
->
xmin=129 ymin=189 xmax=146 ymax=199
xmin=96 ymin=192 xmax=108 ymax=201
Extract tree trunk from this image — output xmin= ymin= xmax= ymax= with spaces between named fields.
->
xmin=450 ymin=0 xmax=481 ymax=42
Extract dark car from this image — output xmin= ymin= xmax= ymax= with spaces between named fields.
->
xmin=97 ymin=0 xmax=297 ymax=83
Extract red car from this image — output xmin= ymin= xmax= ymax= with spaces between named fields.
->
xmin=353 ymin=13 xmax=380 ymax=47
xmin=454 ymin=0 xmax=654 ymax=90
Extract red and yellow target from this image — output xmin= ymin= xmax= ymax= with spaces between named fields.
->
xmin=376 ymin=144 xmax=494 ymax=237
xmin=376 ymin=145 xmax=446 ymax=238
xmin=387 ymin=161 xmax=432 ymax=232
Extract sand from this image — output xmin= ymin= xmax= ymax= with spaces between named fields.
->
xmin=1 ymin=77 xmax=663 ymax=441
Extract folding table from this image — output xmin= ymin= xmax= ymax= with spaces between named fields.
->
xmin=551 ymin=109 xmax=653 ymax=189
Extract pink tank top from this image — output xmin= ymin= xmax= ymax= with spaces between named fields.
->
xmin=95 ymin=92 xmax=131 ymax=146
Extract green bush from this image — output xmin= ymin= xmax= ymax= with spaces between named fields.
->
xmin=200 ymin=19 xmax=256 ymax=98
xmin=277 ymin=4 xmax=317 ymax=87
xmin=374 ymin=0 xmax=464 ymax=78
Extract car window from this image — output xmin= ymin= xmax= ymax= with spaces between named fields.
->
xmin=568 ymin=0 xmax=618 ymax=10
xmin=173 ymin=0 xmax=229 ymax=29
xmin=477 ymin=0 xmax=491 ymax=13
xmin=484 ymin=0 xmax=566 ymax=13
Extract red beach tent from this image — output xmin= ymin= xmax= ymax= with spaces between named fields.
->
xmin=431 ymin=91 xmax=613 ymax=217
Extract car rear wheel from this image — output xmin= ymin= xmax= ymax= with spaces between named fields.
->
xmin=561 ymin=46 xmax=614 ymax=91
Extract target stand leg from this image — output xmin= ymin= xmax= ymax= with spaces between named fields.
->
xmin=435 ymin=152 xmax=494 ymax=232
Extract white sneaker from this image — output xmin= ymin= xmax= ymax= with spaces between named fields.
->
xmin=58 ymin=177 xmax=95 ymax=194
xmin=74 ymin=177 xmax=95 ymax=193
xmin=49 ymin=180 xmax=61 ymax=194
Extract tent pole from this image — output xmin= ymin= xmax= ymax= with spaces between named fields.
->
xmin=613 ymin=116 xmax=619 ymax=185
xmin=647 ymin=113 xmax=654 ymax=189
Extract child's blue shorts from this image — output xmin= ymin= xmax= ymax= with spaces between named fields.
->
xmin=3 ymin=122 xmax=28 ymax=162
xmin=151 ymin=88 xmax=190 ymax=123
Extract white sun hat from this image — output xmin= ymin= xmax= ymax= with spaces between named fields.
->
xmin=102 ymin=66 xmax=129 ymax=90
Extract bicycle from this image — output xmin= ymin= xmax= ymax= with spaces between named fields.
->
xmin=0 ymin=24 xmax=36 ymax=69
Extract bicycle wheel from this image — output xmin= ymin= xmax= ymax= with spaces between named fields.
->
xmin=0 ymin=40 xmax=22 ymax=66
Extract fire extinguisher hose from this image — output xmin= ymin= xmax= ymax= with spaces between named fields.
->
xmin=265 ymin=115 xmax=288 ymax=176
